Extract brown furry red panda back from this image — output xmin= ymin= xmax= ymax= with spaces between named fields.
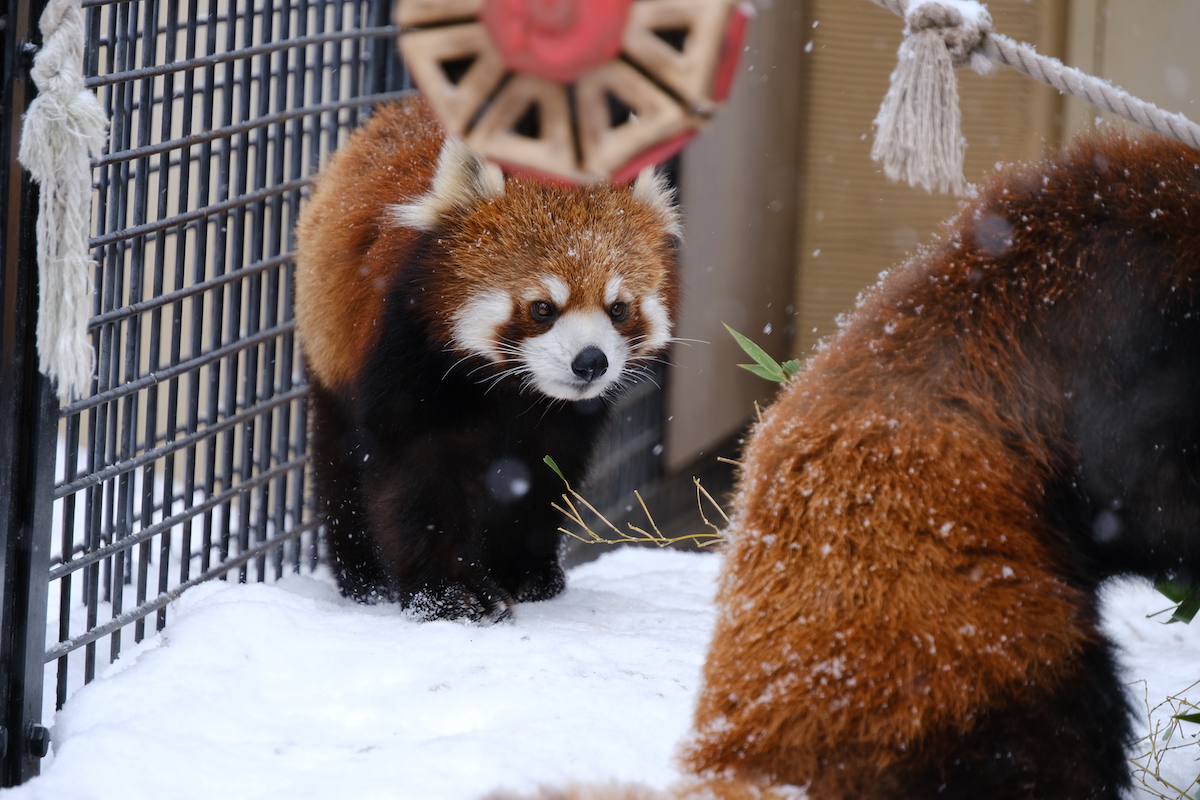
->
xmin=685 ymin=133 xmax=1200 ymax=798
xmin=489 ymin=134 xmax=1200 ymax=799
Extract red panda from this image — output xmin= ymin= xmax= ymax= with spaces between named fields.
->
xmin=488 ymin=134 xmax=1200 ymax=799
xmin=293 ymin=97 xmax=680 ymax=621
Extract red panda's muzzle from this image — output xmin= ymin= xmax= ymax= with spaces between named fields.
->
xmin=522 ymin=309 xmax=632 ymax=401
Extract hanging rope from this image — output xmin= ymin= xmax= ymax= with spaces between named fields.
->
xmin=869 ymin=0 xmax=1200 ymax=194
xmin=18 ymin=0 xmax=109 ymax=402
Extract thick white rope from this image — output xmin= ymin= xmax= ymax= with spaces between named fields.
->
xmin=979 ymin=33 xmax=1200 ymax=149
xmin=18 ymin=0 xmax=109 ymax=402
xmin=868 ymin=0 xmax=1200 ymax=194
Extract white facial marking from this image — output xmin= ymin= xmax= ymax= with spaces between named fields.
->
xmin=450 ymin=289 xmax=512 ymax=362
xmin=604 ymin=276 xmax=623 ymax=306
xmin=543 ymin=275 xmax=570 ymax=307
xmin=520 ymin=309 xmax=630 ymax=400
xmin=639 ymin=294 xmax=672 ymax=352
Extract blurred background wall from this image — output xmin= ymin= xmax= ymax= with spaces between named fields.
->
xmin=665 ymin=0 xmax=1198 ymax=477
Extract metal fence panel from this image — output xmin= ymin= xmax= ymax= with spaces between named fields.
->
xmin=46 ymin=0 xmax=405 ymax=714
xmin=0 ymin=0 xmax=669 ymax=785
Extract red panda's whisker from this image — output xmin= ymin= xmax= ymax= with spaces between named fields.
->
xmin=443 ymin=353 xmax=479 ymax=380
xmin=479 ymin=365 xmax=532 ymax=394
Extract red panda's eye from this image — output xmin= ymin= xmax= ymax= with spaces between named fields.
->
xmin=609 ymin=301 xmax=628 ymax=322
xmin=531 ymin=300 xmax=556 ymax=321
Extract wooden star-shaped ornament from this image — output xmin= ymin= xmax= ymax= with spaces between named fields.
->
xmin=396 ymin=0 xmax=752 ymax=183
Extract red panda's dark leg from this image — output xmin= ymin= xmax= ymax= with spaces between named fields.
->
xmin=478 ymin=488 xmax=567 ymax=604
xmin=359 ymin=433 xmax=517 ymax=622
xmin=471 ymin=402 xmax=612 ymax=604
xmin=308 ymin=381 xmax=395 ymax=601
xmin=879 ymin=633 xmax=1133 ymax=800
xmin=508 ymin=542 xmax=566 ymax=603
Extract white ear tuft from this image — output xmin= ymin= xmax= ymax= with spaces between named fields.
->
xmin=632 ymin=167 xmax=682 ymax=239
xmin=390 ymin=138 xmax=506 ymax=231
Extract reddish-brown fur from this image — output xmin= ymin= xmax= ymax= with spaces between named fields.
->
xmin=490 ymin=134 xmax=1200 ymax=798
xmin=295 ymin=97 xmax=679 ymax=390
xmin=294 ymin=100 xmax=438 ymax=388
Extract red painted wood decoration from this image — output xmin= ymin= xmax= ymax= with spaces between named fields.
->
xmin=396 ymin=0 xmax=752 ymax=183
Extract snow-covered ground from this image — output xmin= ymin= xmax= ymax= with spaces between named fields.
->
xmin=6 ymin=547 xmax=1198 ymax=800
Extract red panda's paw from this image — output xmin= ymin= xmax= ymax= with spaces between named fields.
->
xmin=511 ymin=561 xmax=566 ymax=604
xmin=405 ymin=578 xmax=516 ymax=624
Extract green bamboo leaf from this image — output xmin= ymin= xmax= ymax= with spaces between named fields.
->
xmin=1169 ymin=592 xmax=1200 ymax=624
xmin=724 ymin=323 xmax=802 ymax=384
xmin=1157 ymin=578 xmax=1192 ymax=603
xmin=1173 ymin=712 xmax=1200 ymax=724
xmin=1157 ymin=578 xmax=1200 ymax=624
xmin=724 ymin=323 xmax=782 ymax=373
xmin=739 ymin=363 xmax=785 ymax=382
xmin=543 ymin=455 xmax=567 ymax=484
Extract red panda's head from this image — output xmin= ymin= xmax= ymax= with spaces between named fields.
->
xmin=390 ymin=139 xmax=681 ymax=402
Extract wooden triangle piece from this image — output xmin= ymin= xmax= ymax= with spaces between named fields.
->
xmin=399 ymin=23 xmax=506 ymax=136
xmin=575 ymin=60 xmax=694 ymax=178
xmin=395 ymin=0 xmax=482 ymax=29
xmin=466 ymin=75 xmax=586 ymax=182
xmin=622 ymin=0 xmax=737 ymax=115
xmin=397 ymin=0 xmax=743 ymax=181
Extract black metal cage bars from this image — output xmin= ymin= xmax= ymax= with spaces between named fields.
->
xmin=0 ymin=0 xmax=409 ymax=783
xmin=53 ymin=0 xmax=406 ymax=692
xmin=57 ymin=0 xmax=407 ymax=690
xmin=0 ymin=0 xmax=671 ymax=787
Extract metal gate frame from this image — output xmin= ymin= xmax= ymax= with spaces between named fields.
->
xmin=1 ymin=0 xmax=57 ymax=784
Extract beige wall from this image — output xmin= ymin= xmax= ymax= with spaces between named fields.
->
xmin=664 ymin=0 xmax=809 ymax=471
xmin=791 ymin=0 xmax=1066 ymax=357
xmin=1063 ymin=0 xmax=1200 ymax=137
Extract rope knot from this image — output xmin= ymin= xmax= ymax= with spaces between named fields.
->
xmin=871 ymin=0 xmax=992 ymax=194
xmin=905 ymin=0 xmax=991 ymax=70
xmin=18 ymin=0 xmax=109 ymax=401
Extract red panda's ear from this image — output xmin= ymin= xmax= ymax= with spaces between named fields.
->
xmin=632 ymin=167 xmax=682 ymax=240
xmin=389 ymin=138 xmax=506 ymax=232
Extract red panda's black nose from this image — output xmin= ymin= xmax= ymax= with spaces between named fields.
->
xmin=572 ymin=347 xmax=609 ymax=382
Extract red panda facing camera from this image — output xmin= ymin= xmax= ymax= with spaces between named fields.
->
xmin=294 ymin=97 xmax=680 ymax=621
xmin=486 ymin=134 xmax=1200 ymax=800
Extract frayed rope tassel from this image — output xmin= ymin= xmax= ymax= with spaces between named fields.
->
xmin=871 ymin=0 xmax=992 ymax=194
xmin=18 ymin=0 xmax=109 ymax=402
xmin=869 ymin=0 xmax=1200 ymax=193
